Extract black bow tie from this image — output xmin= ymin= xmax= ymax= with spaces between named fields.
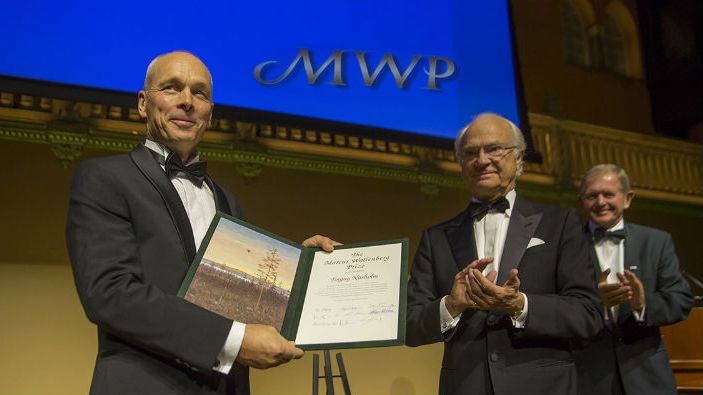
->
xmin=163 ymin=152 xmax=207 ymax=187
xmin=468 ymin=196 xmax=510 ymax=221
xmin=592 ymin=228 xmax=626 ymax=243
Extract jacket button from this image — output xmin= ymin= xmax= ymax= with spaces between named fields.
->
xmin=486 ymin=315 xmax=497 ymax=326
xmin=490 ymin=352 xmax=499 ymax=362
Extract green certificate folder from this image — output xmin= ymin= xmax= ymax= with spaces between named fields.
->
xmin=178 ymin=212 xmax=407 ymax=350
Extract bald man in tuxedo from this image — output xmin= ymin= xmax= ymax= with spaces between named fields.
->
xmin=67 ymin=51 xmax=337 ymax=395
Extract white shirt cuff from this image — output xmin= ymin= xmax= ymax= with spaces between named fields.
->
xmin=439 ymin=296 xmax=462 ymax=333
xmin=510 ymin=293 xmax=528 ymax=328
xmin=632 ymin=304 xmax=646 ymax=322
xmin=213 ymin=321 xmax=246 ymax=374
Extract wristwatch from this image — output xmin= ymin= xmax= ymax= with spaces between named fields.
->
xmin=509 ymin=292 xmax=524 ymax=320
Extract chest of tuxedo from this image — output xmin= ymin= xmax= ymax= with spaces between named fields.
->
xmin=473 ymin=222 xmax=569 ymax=294
xmin=590 ymin=232 xmax=658 ymax=296
xmin=515 ymin=228 xmax=561 ymax=294
xmin=117 ymin=165 xmax=194 ymax=295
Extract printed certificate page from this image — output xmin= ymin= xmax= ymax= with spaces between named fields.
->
xmin=294 ymin=242 xmax=404 ymax=346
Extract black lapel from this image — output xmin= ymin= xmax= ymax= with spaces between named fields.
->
xmin=583 ymin=223 xmax=604 ymax=278
xmin=496 ymin=195 xmax=542 ymax=285
xmin=444 ymin=208 xmax=478 ymax=271
xmin=618 ymin=222 xmax=639 ymax=322
xmin=205 ymin=177 xmax=232 ymax=215
xmin=622 ymin=223 xmax=640 ymax=273
xmin=130 ymin=144 xmax=197 ymax=264
xmin=584 ymin=224 xmax=616 ymax=330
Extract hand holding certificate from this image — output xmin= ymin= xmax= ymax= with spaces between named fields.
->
xmin=178 ymin=213 xmax=407 ymax=349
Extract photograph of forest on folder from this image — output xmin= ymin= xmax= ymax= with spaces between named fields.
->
xmin=183 ymin=217 xmax=302 ymax=330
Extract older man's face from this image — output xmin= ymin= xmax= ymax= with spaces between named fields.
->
xmin=138 ymin=52 xmax=213 ymax=156
xmin=459 ymin=116 xmax=520 ymax=201
xmin=580 ymin=172 xmax=633 ymax=229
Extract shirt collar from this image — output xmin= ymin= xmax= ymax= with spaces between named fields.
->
xmin=471 ymin=189 xmax=516 ymax=215
xmin=588 ymin=217 xmax=625 ymax=234
xmin=144 ymin=139 xmax=200 ymax=167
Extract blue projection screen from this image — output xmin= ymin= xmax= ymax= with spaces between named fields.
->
xmin=0 ymin=0 xmax=522 ymax=140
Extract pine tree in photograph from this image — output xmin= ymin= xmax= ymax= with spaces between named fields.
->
xmin=255 ymin=248 xmax=281 ymax=310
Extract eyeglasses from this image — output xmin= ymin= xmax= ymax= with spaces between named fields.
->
xmin=460 ymin=145 xmax=517 ymax=162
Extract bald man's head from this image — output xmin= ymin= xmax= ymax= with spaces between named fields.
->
xmin=143 ymin=51 xmax=213 ymax=91
xmin=138 ymin=51 xmax=214 ymax=161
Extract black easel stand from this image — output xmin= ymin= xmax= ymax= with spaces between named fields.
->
xmin=312 ymin=350 xmax=351 ymax=395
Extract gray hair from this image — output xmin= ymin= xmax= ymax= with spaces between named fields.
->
xmin=579 ymin=164 xmax=631 ymax=195
xmin=454 ymin=112 xmax=526 ymax=175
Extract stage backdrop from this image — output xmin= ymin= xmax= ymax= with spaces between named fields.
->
xmin=0 ymin=0 xmax=523 ymax=140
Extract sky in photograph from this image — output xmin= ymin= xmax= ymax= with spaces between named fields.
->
xmin=203 ymin=219 xmax=301 ymax=291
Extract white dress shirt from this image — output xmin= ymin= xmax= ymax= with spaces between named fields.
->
xmin=440 ymin=189 xmax=529 ymax=332
xmin=144 ymin=139 xmax=245 ymax=374
xmin=588 ymin=218 xmax=645 ymax=322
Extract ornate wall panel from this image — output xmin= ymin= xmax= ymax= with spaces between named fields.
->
xmin=1 ymin=91 xmax=701 ymax=213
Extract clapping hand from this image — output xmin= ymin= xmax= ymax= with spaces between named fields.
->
xmin=618 ymin=270 xmax=645 ymax=312
xmin=597 ymin=268 xmax=632 ymax=308
xmin=466 ymin=264 xmax=524 ymax=314
xmin=445 ymin=258 xmax=494 ymax=317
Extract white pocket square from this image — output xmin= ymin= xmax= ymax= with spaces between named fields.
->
xmin=526 ymin=238 xmax=545 ymax=249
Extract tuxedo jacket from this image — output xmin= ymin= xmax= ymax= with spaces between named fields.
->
xmin=574 ymin=222 xmax=693 ymax=395
xmin=406 ymin=195 xmax=602 ymax=395
xmin=66 ymin=144 xmax=250 ymax=395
